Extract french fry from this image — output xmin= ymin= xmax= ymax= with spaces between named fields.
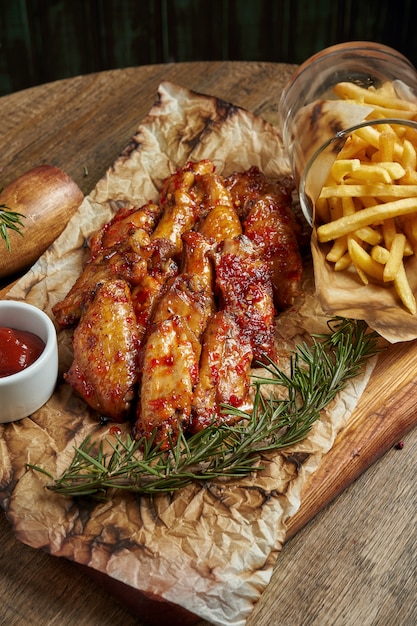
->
xmin=338 ymin=134 xmax=369 ymax=159
xmin=369 ymin=105 xmax=417 ymax=120
xmin=326 ymin=235 xmax=348 ymax=263
xmin=354 ymin=226 xmax=381 ymax=246
xmin=348 ymin=238 xmax=384 ymax=282
xmin=333 ymin=81 xmax=417 ymax=112
xmin=383 ymin=233 xmax=406 ymax=281
xmin=378 ymin=130 xmax=395 ymax=161
xmin=330 ymin=159 xmax=360 ymax=183
xmin=341 ymin=195 xmax=356 ymax=216
xmin=399 ymin=169 xmax=417 ymax=185
xmin=345 ymin=162 xmax=405 ymax=183
xmin=319 ymin=184 xmax=417 ymax=199
xmin=371 ymin=244 xmax=416 ymax=313
xmin=334 ymin=252 xmax=352 ymax=271
xmin=371 ymin=244 xmax=390 ymax=264
xmin=382 ymin=217 xmax=397 ymax=249
xmin=400 ymin=139 xmax=417 ymax=170
xmin=317 ymin=198 xmax=417 ymax=242
xmin=395 ymin=262 xmax=417 ymax=314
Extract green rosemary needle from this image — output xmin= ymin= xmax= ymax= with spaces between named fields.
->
xmin=30 ymin=317 xmax=380 ymax=498
xmin=0 ymin=196 xmax=26 ymax=251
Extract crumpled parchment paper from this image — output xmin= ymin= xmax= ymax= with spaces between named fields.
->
xmin=0 ymin=82 xmax=375 ymax=626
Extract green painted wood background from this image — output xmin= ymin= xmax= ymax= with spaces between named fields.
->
xmin=1 ymin=0 xmax=416 ymax=96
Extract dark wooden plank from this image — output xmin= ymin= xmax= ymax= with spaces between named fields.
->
xmin=2 ymin=0 xmax=417 ymax=96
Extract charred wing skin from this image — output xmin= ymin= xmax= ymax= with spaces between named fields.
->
xmin=225 ymin=166 xmax=295 ymax=220
xmin=225 ymin=166 xmax=303 ymax=310
xmin=198 ymin=203 xmax=242 ymax=243
xmin=214 ymin=236 xmax=276 ymax=364
xmin=243 ymin=195 xmax=303 ymax=310
xmin=90 ymin=202 xmax=162 ymax=257
xmin=64 ymin=279 xmax=139 ymax=422
xmin=52 ymin=228 xmax=152 ymax=328
xmin=151 ymin=162 xmax=214 ymax=258
xmin=191 ymin=311 xmax=253 ymax=432
xmin=52 ymin=261 xmax=113 ymax=328
xmin=136 ymin=316 xmax=200 ymax=448
xmin=225 ymin=167 xmax=305 ymax=311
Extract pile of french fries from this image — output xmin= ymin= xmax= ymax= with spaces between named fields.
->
xmin=315 ymin=80 xmax=417 ymax=314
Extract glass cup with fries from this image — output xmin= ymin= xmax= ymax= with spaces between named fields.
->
xmin=279 ymin=41 xmax=417 ymax=316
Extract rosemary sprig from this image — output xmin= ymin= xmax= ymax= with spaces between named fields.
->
xmin=30 ymin=318 xmax=380 ymax=498
xmin=0 ymin=193 xmax=26 ymax=251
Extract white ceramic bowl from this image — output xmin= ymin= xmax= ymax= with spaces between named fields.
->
xmin=0 ymin=300 xmax=58 ymax=423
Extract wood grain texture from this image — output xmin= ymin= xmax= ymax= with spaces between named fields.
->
xmin=1 ymin=62 xmax=416 ymax=626
xmin=2 ymin=1 xmax=417 ymax=96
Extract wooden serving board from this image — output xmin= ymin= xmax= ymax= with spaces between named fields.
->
xmin=34 ymin=332 xmax=412 ymax=626
xmin=2 ymin=71 xmax=417 ymax=626
xmin=83 ymin=339 xmax=417 ymax=625
xmin=3 ymin=282 xmax=417 ymax=626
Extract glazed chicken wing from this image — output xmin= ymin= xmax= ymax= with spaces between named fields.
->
xmin=198 ymin=197 xmax=242 ymax=242
xmin=136 ymin=315 xmax=200 ymax=448
xmin=225 ymin=166 xmax=303 ymax=310
xmin=52 ymin=224 xmax=152 ymax=328
xmin=55 ymin=161 xmax=303 ymax=442
xmin=243 ymin=194 xmax=303 ymax=310
xmin=90 ymin=202 xmax=162 ymax=257
xmin=213 ymin=235 xmax=276 ymax=364
xmin=64 ymin=279 xmax=139 ymax=421
xmin=131 ymin=258 xmax=178 ymax=342
xmin=191 ymin=311 xmax=253 ymax=432
xmin=52 ymin=261 xmax=114 ymax=328
xmin=135 ymin=231 xmax=215 ymax=445
xmin=151 ymin=160 xmax=214 ymax=258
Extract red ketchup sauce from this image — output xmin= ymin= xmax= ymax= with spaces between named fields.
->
xmin=0 ymin=327 xmax=45 ymax=377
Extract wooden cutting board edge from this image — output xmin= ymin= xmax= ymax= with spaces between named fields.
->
xmin=77 ymin=340 xmax=417 ymax=626
xmin=2 ymin=287 xmax=417 ymax=625
xmin=286 ymin=337 xmax=417 ymax=538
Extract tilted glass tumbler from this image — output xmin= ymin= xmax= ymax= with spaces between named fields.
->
xmin=278 ymin=41 xmax=417 ymax=225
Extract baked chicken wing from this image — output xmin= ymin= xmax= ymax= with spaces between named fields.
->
xmin=151 ymin=160 xmax=214 ymax=258
xmin=225 ymin=166 xmax=303 ymax=310
xmin=135 ymin=231 xmax=215 ymax=445
xmin=64 ymin=279 xmax=139 ymax=421
xmin=135 ymin=315 xmax=200 ymax=448
xmin=213 ymin=235 xmax=276 ymax=364
xmin=52 ymin=224 xmax=152 ymax=328
xmin=191 ymin=311 xmax=253 ymax=431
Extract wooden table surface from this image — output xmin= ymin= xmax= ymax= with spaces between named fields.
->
xmin=1 ymin=61 xmax=417 ymax=626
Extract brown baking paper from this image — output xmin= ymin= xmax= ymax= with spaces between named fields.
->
xmin=312 ymin=230 xmax=417 ymax=343
xmin=0 ymin=82 xmax=376 ymax=626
